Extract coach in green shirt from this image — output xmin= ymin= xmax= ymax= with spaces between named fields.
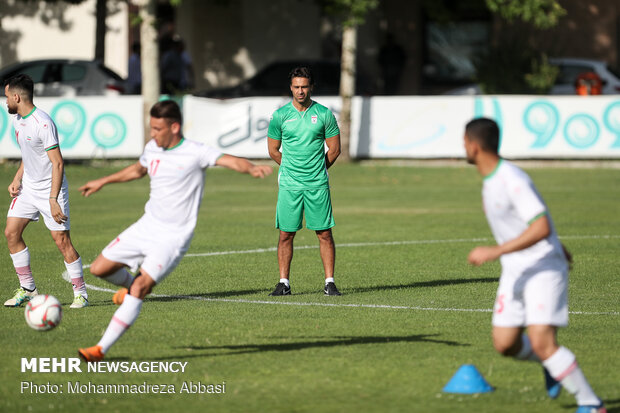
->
xmin=267 ymin=66 xmax=342 ymax=296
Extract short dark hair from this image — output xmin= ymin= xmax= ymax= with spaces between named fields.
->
xmin=288 ymin=66 xmax=314 ymax=86
xmin=150 ymin=100 xmax=182 ymax=125
xmin=5 ymin=74 xmax=34 ymax=103
xmin=465 ymin=117 xmax=500 ymax=154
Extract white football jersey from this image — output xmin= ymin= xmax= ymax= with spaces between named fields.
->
xmin=12 ymin=107 xmax=66 ymax=191
xmin=482 ymin=159 xmax=567 ymax=272
xmin=139 ymin=138 xmax=222 ymax=236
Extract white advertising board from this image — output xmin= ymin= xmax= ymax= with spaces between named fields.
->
xmin=182 ymin=95 xmax=360 ymax=158
xmin=185 ymin=95 xmax=620 ymax=159
xmin=3 ymin=95 xmax=619 ymax=160
xmin=0 ymin=96 xmax=144 ymax=159
xmin=354 ymin=95 xmax=620 ymax=158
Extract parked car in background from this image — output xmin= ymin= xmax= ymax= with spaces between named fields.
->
xmin=0 ymin=59 xmax=125 ymax=96
xmin=194 ymin=59 xmax=374 ymax=98
xmin=549 ymin=57 xmax=620 ymax=94
xmin=443 ymin=58 xmax=620 ymax=95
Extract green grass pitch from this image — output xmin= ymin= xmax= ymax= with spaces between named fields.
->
xmin=0 ymin=161 xmax=618 ymax=413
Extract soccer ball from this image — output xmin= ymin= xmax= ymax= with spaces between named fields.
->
xmin=24 ymin=295 xmax=62 ymax=331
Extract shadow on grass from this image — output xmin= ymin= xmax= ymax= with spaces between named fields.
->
xmin=86 ymin=277 xmax=498 ymax=305
xmin=76 ymin=288 xmax=267 ymax=307
xmin=145 ymin=277 xmax=499 ymax=301
xmin=294 ymin=276 xmax=499 ymax=296
xmin=148 ymin=333 xmax=469 ymax=361
xmin=85 ymin=277 xmax=499 ymax=306
xmin=606 ymin=399 xmax=620 ymax=413
xmin=144 ymin=288 xmax=268 ymax=303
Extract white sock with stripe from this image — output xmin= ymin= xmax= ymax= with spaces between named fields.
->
xmin=97 ymin=294 xmax=143 ymax=354
xmin=65 ymin=257 xmax=87 ymax=298
xmin=11 ymin=247 xmax=35 ymax=291
xmin=542 ymin=346 xmax=601 ymax=406
xmin=102 ymin=268 xmax=134 ymax=288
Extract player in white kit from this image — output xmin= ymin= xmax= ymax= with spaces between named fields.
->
xmin=77 ymin=100 xmax=272 ymax=362
xmin=464 ymin=118 xmax=605 ymax=413
xmin=3 ymin=74 xmax=88 ymax=309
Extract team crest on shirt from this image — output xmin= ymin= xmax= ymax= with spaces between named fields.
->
xmin=311 ymin=115 xmax=318 ymax=124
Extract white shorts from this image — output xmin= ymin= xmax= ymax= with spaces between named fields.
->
xmin=492 ymin=264 xmax=569 ymax=328
xmin=7 ymin=184 xmax=70 ymax=231
xmin=101 ymin=216 xmax=192 ymax=284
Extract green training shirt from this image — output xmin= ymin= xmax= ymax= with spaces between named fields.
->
xmin=268 ymin=101 xmax=340 ymax=190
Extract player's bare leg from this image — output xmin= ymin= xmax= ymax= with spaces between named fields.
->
xmin=493 ymin=325 xmax=604 ymax=409
xmin=51 ymin=230 xmax=88 ymax=307
xmin=4 ymin=217 xmax=38 ymax=307
xmin=277 ymin=230 xmax=295 ymax=278
xmin=494 ymin=325 xmax=561 ymax=398
xmin=530 ymin=325 xmax=605 ymax=411
xmin=528 ymin=325 xmax=559 ymax=360
xmin=4 ymin=217 xmax=29 ymax=254
xmin=90 ymin=254 xmax=134 ymax=292
xmin=316 ymin=229 xmax=340 ymax=295
xmin=79 ymin=270 xmax=155 ymax=362
xmin=492 ymin=326 xmax=524 ymax=356
xmin=316 ymin=229 xmax=335 ymax=279
xmin=269 ymin=231 xmax=295 ymax=295
xmin=50 ymin=230 xmax=79 ymax=263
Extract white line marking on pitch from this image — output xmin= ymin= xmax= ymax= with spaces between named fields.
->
xmin=65 ymin=235 xmax=619 ymax=316
xmin=185 ymin=235 xmax=620 ymax=257
xmin=62 ymin=284 xmax=619 ymax=317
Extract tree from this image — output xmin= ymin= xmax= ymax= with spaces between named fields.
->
xmin=94 ymin=0 xmax=107 ymax=61
xmin=485 ymin=0 xmax=566 ymax=29
xmin=477 ymin=0 xmax=566 ymax=93
xmin=318 ymin=0 xmax=378 ymax=162
xmin=130 ymin=0 xmax=161 ymax=143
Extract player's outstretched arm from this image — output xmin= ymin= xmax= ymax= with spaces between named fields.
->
xmin=79 ymin=161 xmax=148 ymax=197
xmin=468 ymin=214 xmax=551 ymax=266
xmin=216 ymin=155 xmax=273 ymax=178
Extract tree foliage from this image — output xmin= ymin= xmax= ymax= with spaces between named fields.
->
xmin=485 ymin=0 xmax=566 ymax=29
xmin=317 ymin=0 xmax=378 ymax=27
xmin=316 ymin=0 xmax=378 ymax=161
xmin=475 ymin=40 xmax=559 ymax=94
xmin=475 ymin=0 xmax=566 ymax=93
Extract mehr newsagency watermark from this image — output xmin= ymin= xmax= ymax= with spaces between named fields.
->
xmin=20 ymin=357 xmax=226 ymax=395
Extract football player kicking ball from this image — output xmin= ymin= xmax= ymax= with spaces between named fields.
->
xmin=4 ymin=74 xmax=88 ymax=309
xmin=464 ymin=118 xmax=605 ymax=413
xmin=77 ymin=100 xmax=272 ymax=362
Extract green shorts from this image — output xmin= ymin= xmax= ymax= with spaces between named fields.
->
xmin=276 ymin=188 xmax=335 ymax=232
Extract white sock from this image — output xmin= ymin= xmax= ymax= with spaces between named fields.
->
xmin=325 ymin=277 xmax=335 ymax=285
xmin=279 ymin=278 xmax=290 ymax=286
xmin=542 ymin=346 xmax=601 ymax=406
xmin=97 ymin=294 xmax=143 ymax=354
xmin=10 ymin=247 xmax=35 ymax=291
xmin=102 ymin=268 xmax=134 ymax=288
xmin=515 ymin=334 xmax=540 ymax=362
xmin=65 ymin=257 xmax=87 ymax=298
